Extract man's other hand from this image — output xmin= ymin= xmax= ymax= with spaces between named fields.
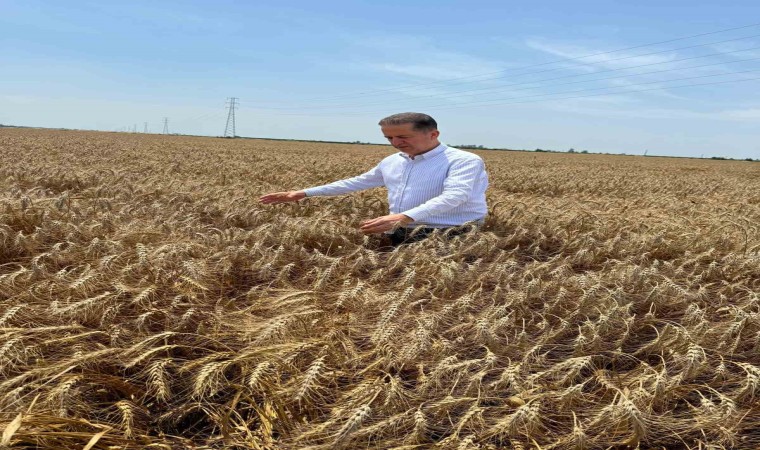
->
xmin=259 ymin=191 xmax=306 ymax=205
xmin=359 ymin=213 xmax=413 ymax=234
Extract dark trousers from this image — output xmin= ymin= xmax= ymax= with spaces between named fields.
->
xmin=388 ymin=224 xmax=477 ymax=247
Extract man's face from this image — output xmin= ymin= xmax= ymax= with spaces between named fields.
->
xmin=381 ymin=123 xmax=440 ymax=155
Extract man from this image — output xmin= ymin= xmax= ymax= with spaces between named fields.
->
xmin=259 ymin=112 xmax=489 ymax=246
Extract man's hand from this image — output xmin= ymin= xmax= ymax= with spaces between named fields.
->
xmin=359 ymin=213 xmax=413 ymax=234
xmin=259 ymin=191 xmax=307 ymax=205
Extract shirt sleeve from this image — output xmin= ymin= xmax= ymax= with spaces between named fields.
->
xmin=401 ymin=157 xmax=485 ymax=222
xmin=303 ymin=164 xmax=385 ymax=197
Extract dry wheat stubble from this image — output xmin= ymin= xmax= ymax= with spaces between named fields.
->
xmin=0 ymin=128 xmax=758 ymax=449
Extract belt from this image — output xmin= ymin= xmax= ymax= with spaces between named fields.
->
xmin=388 ymin=223 xmax=478 ymax=245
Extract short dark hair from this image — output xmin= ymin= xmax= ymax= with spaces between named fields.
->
xmin=378 ymin=112 xmax=438 ymax=132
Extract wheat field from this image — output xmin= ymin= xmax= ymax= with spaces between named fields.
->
xmin=1 ymin=128 xmax=758 ymax=449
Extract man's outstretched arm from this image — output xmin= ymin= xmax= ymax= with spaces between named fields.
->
xmin=259 ymin=165 xmax=384 ymax=204
xmin=259 ymin=190 xmax=307 ymax=204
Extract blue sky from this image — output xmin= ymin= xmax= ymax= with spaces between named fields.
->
xmin=2 ymin=0 xmax=759 ymax=159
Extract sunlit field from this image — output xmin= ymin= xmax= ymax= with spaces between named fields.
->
xmin=1 ymin=128 xmax=758 ymax=449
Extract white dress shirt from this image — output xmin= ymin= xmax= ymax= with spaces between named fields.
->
xmin=303 ymin=144 xmax=488 ymax=228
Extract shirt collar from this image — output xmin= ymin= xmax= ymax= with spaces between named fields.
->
xmin=398 ymin=143 xmax=447 ymax=161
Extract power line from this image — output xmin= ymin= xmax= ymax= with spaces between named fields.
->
xmin=435 ymin=75 xmax=760 ymax=111
xmin=407 ymin=54 xmax=760 ymax=103
xmin=251 ymin=65 xmax=760 ymax=115
xmin=139 ymin=109 xmax=229 ymax=137
xmin=172 ymin=102 xmax=232 ymax=125
xmin=255 ymin=22 xmax=760 ymax=105
xmin=419 ymin=48 xmax=760 ymax=100
xmin=224 ymin=97 xmax=238 ymax=138
xmin=257 ymin=46 xmax=760 ymax=111
xmin=388 ymin=32 xmax=760 ymax=95
xmin=249 ymin=73 xmax=760 ymax=117
xmin=85 ymin=24 xmax=760 ymax=137
xmin=428 ymin=69 xmax=760 ymax=110
xmin=105 ymin=25 xmax=760 ymax=136
xmin=176 ymin=110 xmax=227 ymax=124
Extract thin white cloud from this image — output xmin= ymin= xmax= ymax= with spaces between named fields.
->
xmin=718 ymin=108 xmax=760 ymax=120
xmin=547 ymin=101 xmax=760 ymax=122
xmin=0 ymin=95 xmax=38 ymax=105
xmin=521 ymin=37 xmax=760 ymax=82
xmin=368 ymin=62 xmax=489 ymax=81
xmin=708 ymin=40 xmax=760 ymax=58
xmin=567 ymin=94 xmax=637 ymax=104
xmin=603 ymin=78 xmax=692 ymax=101
xmin=354 ymin=35 xmax=510 ymax=82
xmin=518 ymin=37 xmax=760 ymax=106
xmin=522 ymin=94 xmax=637 ymax=108
xmin=524 ymin=38 xmax=678 ymax=71
xmin=86 ymin=3 xmax=239 ymax=33
xmin=339 ymin=35 xmax=520 ymax=104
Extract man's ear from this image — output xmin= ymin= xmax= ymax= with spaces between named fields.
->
xmin=431 ymin=130 xmax=440 ymax=139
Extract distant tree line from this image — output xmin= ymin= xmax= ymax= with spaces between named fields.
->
xmin=460 ymin=142 xmax=757 ymax=161
xmin=1 ymin=124 xmax=756 ymax=161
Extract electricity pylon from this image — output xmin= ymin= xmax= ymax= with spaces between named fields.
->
xmin=224 ymin=97 xmax=238 ymax=138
